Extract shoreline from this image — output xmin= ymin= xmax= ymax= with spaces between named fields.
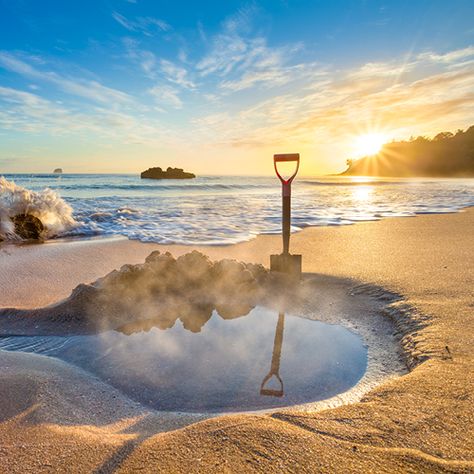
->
xmin=3 ymin=173 xmax=473 ymax=248
xmin=1 ymin=209 xmax=474 ymax=471
xmin=1 ymin=205 xmax=473 ymax=310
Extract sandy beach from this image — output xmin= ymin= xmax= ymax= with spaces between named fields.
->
xmin=1 ymin=209 xmax=474 ymax=473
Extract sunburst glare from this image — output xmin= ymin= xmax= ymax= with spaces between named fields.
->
xmin=354 ymin=133 xmax=388 ymax=157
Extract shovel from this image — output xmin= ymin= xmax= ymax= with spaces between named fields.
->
xmin=270 ymin=154 xmax=302 ymax=277
xmin=260 ymin=312 xmax=285 ymax=397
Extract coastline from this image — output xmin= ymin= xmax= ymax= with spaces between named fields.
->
xmin=1 ymin=206 xmax=473 ymax=309
xmin=1 ymin=209 xmax=474 ymax=471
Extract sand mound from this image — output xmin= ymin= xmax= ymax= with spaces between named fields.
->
xmin=0 ymin=250 xmax=294 ymax=335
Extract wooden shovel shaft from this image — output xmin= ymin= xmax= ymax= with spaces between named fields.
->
xmin=270 ymin=312 xmax=285 ymax=372
xmin=282 ymin=193 xmax=291 ymax=255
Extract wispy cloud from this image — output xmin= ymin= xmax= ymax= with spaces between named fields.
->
xmin=148 ymin=85 xmax=183 ymax=109
xmin=0 ymin=52 xmax=131 ymax=104
xmin=123 ymin=38 xmax=157 ymax=77
xmin=195 ymin=10 xmax=309 ymax=93
xmin=159 ymin=59 xmax=195 ymax=89
xmin=0 ymin=85 xmax=180 ymax=148
xmin=196 ymin=9 xmax=258 ymax=78
xmin=123 ymin=39 xmax=195 ymax=89
xmin=191 ymin=46 xmax=474 ymax=152
xmin=418 ymin=45 xmax=474 ymax=63
xmin=1 ymin=3 xmax=473 ymax=176
xmin=220 ymin=61 xmax=324 ymax=92
xmin=0 ymin=85 xmax=98 ymax=134
xmin=112 ymin=11 xmax=171 ymax=36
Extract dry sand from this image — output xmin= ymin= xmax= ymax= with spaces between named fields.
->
xmin=1 ymin=209 xmax=474 ymax=472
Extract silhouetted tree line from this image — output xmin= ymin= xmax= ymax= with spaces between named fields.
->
xmin=342 ymin=126 xmax=474 ymax=177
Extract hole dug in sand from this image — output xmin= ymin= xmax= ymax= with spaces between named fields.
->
xmin=0 ymin=251 xmax=406 ymax=417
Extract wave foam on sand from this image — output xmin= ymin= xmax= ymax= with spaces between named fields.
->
xmin=0 ymin=177 xmax=77 ymax=241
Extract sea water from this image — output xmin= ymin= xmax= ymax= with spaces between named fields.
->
xmin=1 ymin=174 xmax=474 ymax=244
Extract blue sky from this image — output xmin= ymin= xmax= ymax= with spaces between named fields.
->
xmin=1 ymin=0 xmax=473 ymax=175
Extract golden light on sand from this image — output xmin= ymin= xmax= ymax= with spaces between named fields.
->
xmin=354 ymin=133 xmax=388 ymax=157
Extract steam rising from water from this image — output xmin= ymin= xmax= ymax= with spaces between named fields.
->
xmin=0 ymin=248 xmax=407 ymax=414
xmin=0 ymin=250 xmax=293 ymax=336
xmin=0 ymin=177 xmax=77 ymax=241
xmin=0 ymin=307 xmax=368 ymax=412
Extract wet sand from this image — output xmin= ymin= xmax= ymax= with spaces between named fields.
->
xmin=1 ymin=209 xmax=474 ymax=472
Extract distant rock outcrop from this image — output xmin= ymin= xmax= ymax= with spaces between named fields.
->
xmin=53 ymin=168 xmax=63 ymax=174
xmin=141 ymin=167 xmax=196 ymax=180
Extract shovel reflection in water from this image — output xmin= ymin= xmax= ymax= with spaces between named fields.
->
xmin=260 ymin=312 xmax=285 ymax=397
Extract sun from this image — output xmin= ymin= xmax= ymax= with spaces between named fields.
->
xmin=354 ymin=133 xmax=387 ymax=157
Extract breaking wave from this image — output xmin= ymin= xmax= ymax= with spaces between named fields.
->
xmin=1 ymin=174 xmax=474 ymax=244
xmin=0 ymin=177 xmax=78 ymax=241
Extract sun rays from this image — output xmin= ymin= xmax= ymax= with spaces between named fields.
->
xmin=354 ymin=132 xmax=389 ymax=157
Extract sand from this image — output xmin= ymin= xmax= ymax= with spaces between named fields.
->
xmin=1 ymin=209 xmax=474 ymax=472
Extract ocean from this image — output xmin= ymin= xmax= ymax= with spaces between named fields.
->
xmin=1 ymin=174 xmax=474 ymax=245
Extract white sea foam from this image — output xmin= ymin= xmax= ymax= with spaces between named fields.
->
xmin=0 ymin=177 xmax=78 ymax=241
xmin=1 ymin=174 xmax=474 ymax=244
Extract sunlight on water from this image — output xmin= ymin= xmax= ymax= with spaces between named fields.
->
xmin=1 ymin=174 xmax=474 ymax=244
xmin=352 ymin=185 xmax=373 ymax=201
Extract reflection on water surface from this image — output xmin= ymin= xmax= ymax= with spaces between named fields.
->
xmin=0 ymin=306 xmax=367 ymax=412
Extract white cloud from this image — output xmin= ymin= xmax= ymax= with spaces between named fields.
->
xmin=123 ymin=40 xmax=194 ymax=91
xmin=123 ymin=38 xmax=157 ymax=77
xmin=112 ymin=11 xmax=170 ymax=35
xmin=148 ymin=85 xmax=183 ymax=109
xmin=195 ymin=7 xmax=263 ymax=77
xmin=190 ymin=45 xmax=474 ymax=150
xmin=195 ymin=12 xmax=307 ymax=93
xmin=348 ymin=60 xmax=415 ymax=79
xmin=160 ymin=59 xmax=195 ymax=89
xmin=1 ymin=30 xmax=473 ymax=171
xmin=0 ymin=85 xmax=179 ymax=147
xmin=0 ymin=52 xmax=131 ymax=104
xmin=112 ymin=11 xmax=135 ymax=31
xmin=418 ymin=45 xmax=474 ymax=64
xmin=0 ymin=86 xmax=98 ymax=134
xmin=221 ymin=62 xmax=324 ymax=92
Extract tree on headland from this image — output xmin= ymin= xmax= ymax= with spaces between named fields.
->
xmin=342 ymin=126 xmax=474 ymax=177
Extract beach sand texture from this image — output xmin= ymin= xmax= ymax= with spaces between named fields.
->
xmin=0 ymin=209 xmax=473 ymax=472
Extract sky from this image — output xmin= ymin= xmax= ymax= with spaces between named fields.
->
xmin=0 ymin=0 xmax=473 ymax=176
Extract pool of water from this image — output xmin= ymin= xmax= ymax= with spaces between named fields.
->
xmin=0 ymin=306 xmax=367 ymax=412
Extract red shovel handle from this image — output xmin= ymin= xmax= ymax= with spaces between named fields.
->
xmin=274 ymin=154 xmax=300 ymax=185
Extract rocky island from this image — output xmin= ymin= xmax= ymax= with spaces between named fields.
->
xmin=141 ymin=167 xmax=196 ymax=180
xmin=53 ymin=168 xmax=63 ymax=174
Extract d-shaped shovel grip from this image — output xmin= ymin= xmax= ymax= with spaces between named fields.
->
xmin=260 ymin=372 xmax=284 ymax=397
xmin=274 ymin=154 xmax=300 ymax=196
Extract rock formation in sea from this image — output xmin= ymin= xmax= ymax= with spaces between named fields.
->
xmin=53 ymin=168 xmax=63 ymax=174
xmin=12 ymin=214 xmax=44 ymax=240
xmin=141 ymin=167 xmax=196 ymax=179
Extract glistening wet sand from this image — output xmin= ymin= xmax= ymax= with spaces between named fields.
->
xmin=1 ymin=209 xmax=474 ymax=472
